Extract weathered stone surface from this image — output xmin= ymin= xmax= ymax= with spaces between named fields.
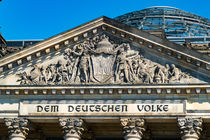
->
xmin=19 ymin=100 xmax=185 ymax=116
xmin=0 ymin=13 xmax=209 ymax=140
xmin=4 ymin=118 xmax=30 ymax=139
xmin=120 ymin=117 xmax=145 ymax=140
xmin=178 ymin=117 xmax=202 ymax=140
xmin=59 ymin=118 xmax=86 ymax=140
xmin=13 ymin=34 xmax=205 ymax=85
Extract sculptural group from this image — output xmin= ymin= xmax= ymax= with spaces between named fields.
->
xmin=17 ymin=34 xmax=192 ymax=85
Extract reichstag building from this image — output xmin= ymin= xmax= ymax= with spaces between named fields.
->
xmin=0 ymin=6 xmax=210 ymax=140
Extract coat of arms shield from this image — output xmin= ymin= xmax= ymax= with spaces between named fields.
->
xmin=91 ymin=54 xmax=115 ymax=83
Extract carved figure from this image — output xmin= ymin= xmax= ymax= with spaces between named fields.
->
xmin=115 ymin=43 xmax=138 ymax=83
xmin=169 ymin=64 xmax=180 ymax=81
xmin=45 ymin=64 xmax=56 ymax=84
xmin=137 ymin=60 xmax=154 ymax=84
xmin=17 ymin=72 xmax=31 ymax=85
xmin=29 ymin=65 xmax=43 ymax=84
xmin=64 ymin=41 xmax=97 ymax=83
xmin=54 ymin=60 xmax=68 ymax=84
xmin=79 ymin=51 xmax=90 ymax=82
xmin=162 ymin=64 xmax=170 ymax=83
xmin=154 ymin=66 xmax=165 ymax=84
xmin=116 ymin=51 xmax=130 ymax=82
xmin=0 ymin=46 xmax=7 ymax=58
xmin=16 ymin=34 xmax=194 ymax=85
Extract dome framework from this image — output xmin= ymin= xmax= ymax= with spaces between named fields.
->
xmin=115 ymin=6 xmax=210 ymax=39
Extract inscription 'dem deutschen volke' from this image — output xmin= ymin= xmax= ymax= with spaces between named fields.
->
xmin=36 ymin=104 xmax=169 ymax=113
xmin=19 ymin=103 xmax=184 ymax=116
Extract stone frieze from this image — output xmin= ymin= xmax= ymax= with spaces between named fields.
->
xmin=16 ymin=34 xmax=199 ymax=85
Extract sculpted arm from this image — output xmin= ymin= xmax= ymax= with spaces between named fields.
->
xmin=114 ymin=44 xmax=126 ymax=53
xmin=71 ymin=46 xmax=83 ymax=56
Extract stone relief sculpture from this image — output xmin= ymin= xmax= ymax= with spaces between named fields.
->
xmin=17 ymin=34 xmax=195 ymax=85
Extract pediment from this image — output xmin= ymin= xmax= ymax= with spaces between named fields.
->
xmin=0 ymin=16 xmax=209 ymax=85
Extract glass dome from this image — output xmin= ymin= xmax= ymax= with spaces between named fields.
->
xmin=115 ymin=6 xmax=210 ymax=38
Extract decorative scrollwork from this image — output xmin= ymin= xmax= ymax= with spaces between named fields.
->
xmin=120 ymin=117 xmax=145 ymax=139
xmin=4 ymin=118 xmax=30 ymax=139
xmin=178 ymin=117 xmax=203 ymax=139
xmin=59 ymin=118 xmax=86 ymax=139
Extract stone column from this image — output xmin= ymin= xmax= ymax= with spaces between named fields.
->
xmin=4 ymin=118 xmax=30 ymax=140
xmin=120 ymin=118 xmax=145 ymax=140
xmin=59 ymin=118 xmax=86 ymax=140
xmin=178 ymin=117 xmax=203 ymax=140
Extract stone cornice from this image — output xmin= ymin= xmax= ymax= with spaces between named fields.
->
xmin=0 ymin=85 xmax=209 ymax=95
xmin=103 ymin=17 xmax=210 ymax=62
xmin=0 ymin=17 xmax=105 ymax=73
xmin=0 ymin=16 xmax=209 ymax=77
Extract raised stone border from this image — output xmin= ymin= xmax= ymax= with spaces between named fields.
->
xmin=0 ymin=85 xmax=209 ymax=95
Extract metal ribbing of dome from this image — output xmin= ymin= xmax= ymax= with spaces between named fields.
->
xmin=115 ymin=6 xmax=210 ymax=38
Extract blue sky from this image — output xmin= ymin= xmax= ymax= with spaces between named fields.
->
xmin=1 ymin=0 xmax=210 ymax=40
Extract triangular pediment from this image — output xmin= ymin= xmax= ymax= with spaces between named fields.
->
xmin=0 ymin=16 xmax=209 ymax=85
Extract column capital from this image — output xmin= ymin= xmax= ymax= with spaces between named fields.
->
xmin=120 ymin=117 xmax=145 ymax=140
xmin=4 ymin=118 xmax=30 ymax=139
xmin=178 ymin=117 xmax=203 ymax=140
xmin=59 ymin=118 xmax=86 ymax=139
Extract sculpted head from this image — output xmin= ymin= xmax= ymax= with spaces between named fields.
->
xmin=171 ymin=64 xmax=175 ymax=68
xmin=33 ymin=64 xmax=41 ymax=69
xmin=124 ymin=43 xmax=130 ymax=51
xmin=57 ymin=60 xmax=63 ymax=65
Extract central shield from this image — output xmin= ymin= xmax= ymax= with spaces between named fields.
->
xmin=91 ymin=54 xmax=115 ymax=83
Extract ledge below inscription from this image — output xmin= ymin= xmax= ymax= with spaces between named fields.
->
xmin=19 ymin=100 xmax=185 ymax=116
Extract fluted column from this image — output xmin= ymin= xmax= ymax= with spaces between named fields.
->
xmin=120 ymin=118 xmax=145 ymax=140
xmin=4 ymin=118 xmax=30 ymax=140
xmin=59 ymin=118 xmax=86 ymax=140
xmin=178 ymin=117 xmax=203 ymax=140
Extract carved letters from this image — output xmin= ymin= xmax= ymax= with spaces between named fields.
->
xmin=17 ymin=34 xmax=194 ymax=85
